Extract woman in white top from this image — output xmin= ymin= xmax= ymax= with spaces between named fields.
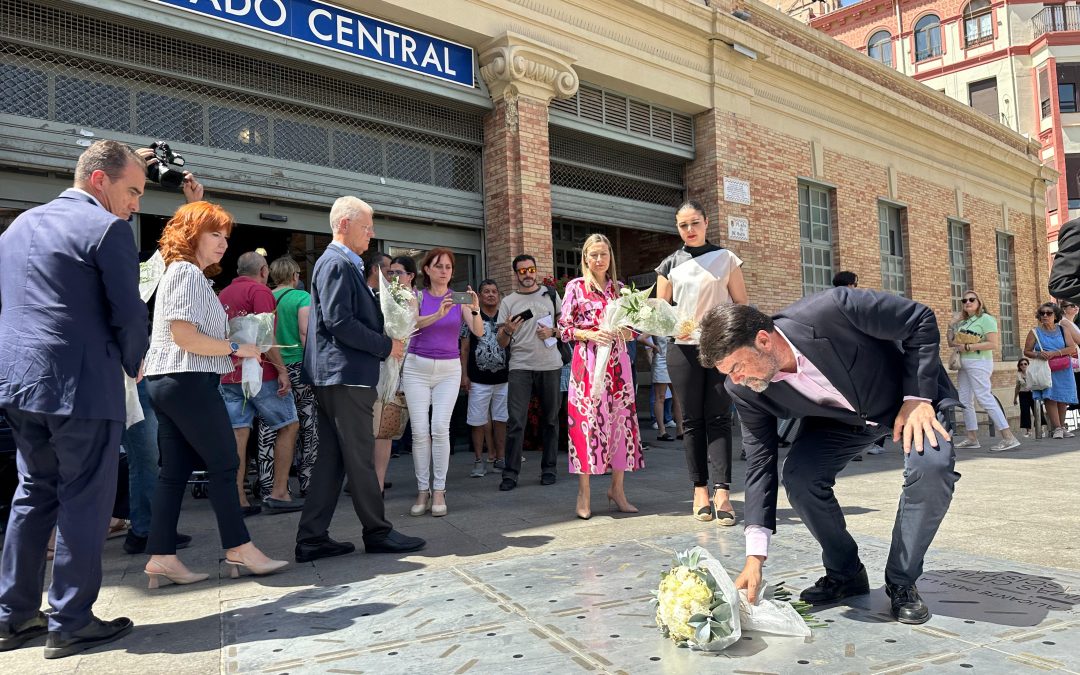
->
xmin=655 ymin=200 xmax=748 ymax=525
xmin=142 ymin=201 xmax=287 ymax=588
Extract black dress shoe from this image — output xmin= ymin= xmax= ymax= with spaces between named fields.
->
xmin=499 ymin=478 xmax=516 ymax=491
xmin=0 ymin=611 xmax=48 ymax=651
xmin=886 ymin=583 xmax=931 ymax=624
xmin=241 ymin=505 xmax=262 ymax=517
xmin=363 ymin=529 xmax=426 ymax=554
xmin=540 ymin=473 xmax=557 ymax=486
xmin=44 ymin=615 xmax=133 ymax=659
xmin=799 ymin=565 xmax=870 ymax=605
xmin=295 ymin=537 xmax=356 ymax=563
xmin=123 ymin=532 xmax=191 ymax=555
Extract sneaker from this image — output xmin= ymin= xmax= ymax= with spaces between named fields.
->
xmin=1053 ymin=427 xmax=1065 ymax=439
xmin=867 ymin=446 xmax=884 ymax=455
xmin=651 ymin=421 xmax=659 ymax=430
xmin=493 ymin=458 xmax=505 ymax=470
xmin=954 ymin=438 xmax=981 ymax=449
xmin=1022 ymin=431 xmax=1031 ymax=438
xmin=990 ymin=438 xmax=1021 ymax=452
xmin=665 ymin=420 xmax=676 ymax=428
xmin=470 ymin=460 xmax=487 ymax=477
xmin=1065 ymin=429 xmax=1076 ymax=438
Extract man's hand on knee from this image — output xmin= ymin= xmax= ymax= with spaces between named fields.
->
xmin=892 ymin=400 xmax=950 ymax=455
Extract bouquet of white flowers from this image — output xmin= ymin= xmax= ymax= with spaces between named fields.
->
xmin=376 ymin=273 xmax=418 ymax=405
xmin=228 ymin=312 xmax=277 ymax=398
xmin=588 ymin=285 xmax=679 ymax=399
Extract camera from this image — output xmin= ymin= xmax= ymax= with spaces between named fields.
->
xmin=146 ymin=141 xmax=187 ymax=190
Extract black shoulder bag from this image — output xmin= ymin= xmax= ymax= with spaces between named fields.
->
xmin=546 ymin=288 xmax=572 ymax=366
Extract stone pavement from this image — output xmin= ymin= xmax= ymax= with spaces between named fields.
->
xmin=2 ymin=429 xmax=1079 ymax=674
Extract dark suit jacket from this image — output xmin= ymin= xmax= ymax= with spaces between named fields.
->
xmin=1050 ymin=216 xmax=1080 ymax=302
xmin=727 ymin=288 xmax=958 ymax=533
xmin=0 ymin=190 xmax=148 ymax=422
xmin=303 ymin=244 xmax=392 ymax=387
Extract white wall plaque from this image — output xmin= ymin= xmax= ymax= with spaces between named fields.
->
xmin=723 ymin=177 xmax=751 ymax=205
xmin=727 ymin=216 xmax=749 ymax=242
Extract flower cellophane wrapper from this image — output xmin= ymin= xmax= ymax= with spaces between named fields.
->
xmin=739 ymin=581 xmax=813 ymax=638
xmin=228 ymin=312 xmax=277 ymax=398
xmin=377 ymin=272 xmax=418 ymax=405
xmin=654 ymin=546 xmax=742 ymax=651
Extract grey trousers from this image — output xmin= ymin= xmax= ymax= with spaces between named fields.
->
xmin=296 ymin=385 xmax=391 ymax=543
xmin=780 ymin=415 xmax=959 ymax=586
xmin=502 ymin=368 xmax=561 ymax=483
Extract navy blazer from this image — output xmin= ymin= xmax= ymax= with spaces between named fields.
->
xmin=0 ymin=190 xmax=148 ymax=422
xmin=727 ymin=287 xmax=958 ymax=533
xmin=303 ymin=245 xmax=392 ymax=387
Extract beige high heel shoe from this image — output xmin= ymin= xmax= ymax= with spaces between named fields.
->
xmin=431 ymin=490 xmax=448 ymax=517
xmin=224 ymin=556 xmax=288 ymax=578
xmin=607 ymin=490 xmax=638 ymax=514
xmin=144 ymin=560 xmax=209 ymax=589
xmin=410 ymin=491 xmax=431 ymax=517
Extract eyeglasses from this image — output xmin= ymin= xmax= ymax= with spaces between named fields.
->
xmin=516 ymin=266 xmax=537 ymax=276
xmin=961 ymin=298 xmax=978 ymax=304
xmin=1038 ymin=310 xmax=1055 ymax=316
xmin=1063 ymin=303 xmax=1076 ymax=310
xmin=387 ymin=270 xmax=408 ymax=277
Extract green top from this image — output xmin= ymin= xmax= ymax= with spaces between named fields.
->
xmin=957 ymin=313 xmax=997 ymax=361
xmin=272 ymin=286 xmax=311 ymax=365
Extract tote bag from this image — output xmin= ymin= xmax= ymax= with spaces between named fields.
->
xmin=1027 ymin=329 xmax=1053 ymax=391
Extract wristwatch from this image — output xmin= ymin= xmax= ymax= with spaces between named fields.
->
xmin=229 ymin=341 xmax=240 ymax=355
xmin=471 ymin=309 xmax=480 ymax=316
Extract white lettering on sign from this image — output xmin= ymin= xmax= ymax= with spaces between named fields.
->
xmin=255 ymin=0 xmax=285 ymax=27
xmin=723 ymin=177 xmax=751 ymax=205
xmin=727 ymin=216 xmax=749 ymax=242
xmin=308 ymin=8 xmax=332 ymax=40
xmin=336 ymin=13 xmax=354 ymax=47
xmin=358 ymin=22 xmax=383 ymax=55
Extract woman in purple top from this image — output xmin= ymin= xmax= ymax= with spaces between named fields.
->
xmin=403 ymin=248 xmax=483 ymax=517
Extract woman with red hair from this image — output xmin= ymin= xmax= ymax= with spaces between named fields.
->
xmin=141 ymin=201 xmax=287 ymax=587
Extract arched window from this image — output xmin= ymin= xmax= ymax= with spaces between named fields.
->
xmin=867 ymin=30 xmax=893 ymax=67
xmin=914 ymin=14 xmax=942 ymax=61
xmin=963 ymin=0 xmax=993 ymax=47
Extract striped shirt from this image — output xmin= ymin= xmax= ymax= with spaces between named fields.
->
xmin=144 ymin=261 xmax=233 ymax=376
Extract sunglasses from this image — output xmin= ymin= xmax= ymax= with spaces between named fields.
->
xmin=1062 ymin=303 xmax=1076 ymax=310
xmin=961 ymin=298 xmax=978 ymax=304
xmin=1038 ymin=310 xmax=1055 ymax=316
xmin=516 ymin=266 xmax=537 ymax=276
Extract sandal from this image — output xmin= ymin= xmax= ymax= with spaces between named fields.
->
xmin=656 ymin=433 xmax=675 ymax=442
xmin=693 ymin=503 xmax=715 ymax=522
xmin=106 ymin=519 xmax=129 ymax=539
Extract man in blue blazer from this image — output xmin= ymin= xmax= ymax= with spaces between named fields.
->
xmin=294 ymin=196 xmax=424 ymax=561
xmin=697 ymin=289 xmax=959 ymax=625
xmin=0 ymin=140 xmax=149 ymax=658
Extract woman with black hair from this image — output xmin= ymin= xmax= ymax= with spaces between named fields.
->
xmin=655 ymin=200 xmax=748 ymax=525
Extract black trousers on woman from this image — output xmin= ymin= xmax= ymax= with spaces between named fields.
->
xmin=145 ymin=372 xmax=250 ymax=554
xmin=667 ymin=343 xmax=732 ymax=489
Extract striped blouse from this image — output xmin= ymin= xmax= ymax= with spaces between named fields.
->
xmin=144 ymin=261 xmax=234 ymax=376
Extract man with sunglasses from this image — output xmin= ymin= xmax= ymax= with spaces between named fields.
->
xmin=495 ymin=255 xmax=564 ymax=491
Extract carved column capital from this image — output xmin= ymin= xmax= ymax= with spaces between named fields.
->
xmin=478 ymin=32 xmax=579 ymax=105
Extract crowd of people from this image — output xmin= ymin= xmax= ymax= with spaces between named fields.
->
xmin=3 ymin=139 xmax=1078 ymax=660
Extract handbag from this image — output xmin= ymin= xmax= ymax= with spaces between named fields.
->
xmin=1049 ymin=326 xmax=1072 ymax=371
xmin=373 ymin=392 xmax=410 ymax=440
xmin=947 ymin=350 xmax=962 ymax=372
xmin=546 ymin=287 xmax=572 ymax=366
xmin=1027 ymin=329 xmax=1054 ymax=390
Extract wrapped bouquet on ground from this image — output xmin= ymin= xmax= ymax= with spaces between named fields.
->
xmin=652 ymin=547 xmax=813 ymax=653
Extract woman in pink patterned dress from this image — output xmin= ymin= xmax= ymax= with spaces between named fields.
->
xmin=558 ymin=234 xmax=643 ymax=520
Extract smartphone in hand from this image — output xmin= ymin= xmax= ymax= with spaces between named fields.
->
xmin=450 ymin=291 xmax=472 ymax=304
xmin=512 ymin=308 xmax=534 ymax=322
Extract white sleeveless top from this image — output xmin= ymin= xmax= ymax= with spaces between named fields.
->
xmin=665 ymin=248 xmax=742 ymax=345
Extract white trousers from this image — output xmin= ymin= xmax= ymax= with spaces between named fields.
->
xmin=402 ymin=354 xmax=461 ymax=492
xmin=956 ymin=359 xmax=1009 ymax=432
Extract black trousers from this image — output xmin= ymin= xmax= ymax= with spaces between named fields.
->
xmin=782 ymin=417 xmax=958 ymax=586
xmin=146 ymin=372 xmax=250 ymax=553
xmin=667 ymin=343 xmax=732 ymax=489
xmin=502 ymin=369 xmax=561 ymax=483
xmin=0 ymin=411 xmax=120 ymax=632
xmin=297 ymin=385 xmax=391 ymax=543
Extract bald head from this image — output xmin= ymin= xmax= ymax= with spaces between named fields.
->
xmin=237 ymin=251 xmax=267 ymax=279
xmin=329 ymin=196 xmax=372 ymax=233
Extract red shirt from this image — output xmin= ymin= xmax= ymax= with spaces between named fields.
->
xmin=219 ymin=276 xmax=277 ymax=384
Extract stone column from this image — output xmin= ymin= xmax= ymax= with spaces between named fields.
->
xmin=479 ymin=33 xmax=578 ymax=292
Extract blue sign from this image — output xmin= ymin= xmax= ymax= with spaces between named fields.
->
xmin=148 ymin=0 xmax=475 ymax=87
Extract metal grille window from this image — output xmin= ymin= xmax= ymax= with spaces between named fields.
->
xmin=553 ymin=220 xmax=613 ymax=281
xmin=947 ymin=220 xmax=972 ymax=314
xmin=550 ymin=83 xmax=694 ymax=149
xmin=799 ymin=183 xmax=835 ymax=296
xmin=0 ymin=0 xmax=483 ymax=192
xmin=997 ymin=232 xmax=1020 ymax=360
xmin=549 ymin=128 xmax=686 ymax=207
xmin=879 ymin=202 xmax=908 ymax=296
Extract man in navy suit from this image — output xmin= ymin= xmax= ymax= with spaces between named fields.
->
xmin=294 ymin=196 xmax=424 ymax=562
xmin=0 ymin=140 xmax=149 ymax=658
xmin=697 ymin=289 xmax=959 ymax=625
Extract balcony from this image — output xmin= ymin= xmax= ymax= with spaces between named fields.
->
xmin=1033 ymin=6 xmax=1080 ymax=39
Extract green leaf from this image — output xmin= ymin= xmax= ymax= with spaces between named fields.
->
xmin=688 ymin=549 xmax=700 ymax=569
xmin=712 ymin=621 xmax=732 ymax=638
xmin=696 ymin=621 xmax=712 ymax=644
xmin=711 ymin=603 xmax=732 ymax=623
